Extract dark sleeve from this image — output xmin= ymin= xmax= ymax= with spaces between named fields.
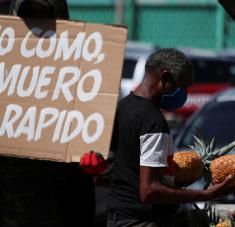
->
xmin=139 ymin=111 xmax=170 ymax=137
xmin=109 ymin=111 xmax=119 ymax=155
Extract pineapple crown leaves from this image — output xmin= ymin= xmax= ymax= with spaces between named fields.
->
xmin=212 ymin=140 xmax=235 ymax=157
xmin=188 ymin=128 xmax=213 ymax=158
xmin=188 ymin=129 xmax=235 ymax=163
xmin=207 ymin=204 xmax=220 ymax=225
xmin=188 ymin=134 xmax=215 ymax=161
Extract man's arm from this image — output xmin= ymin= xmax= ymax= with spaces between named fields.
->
xmin=140 ymin=166 xmax=235 ymax=205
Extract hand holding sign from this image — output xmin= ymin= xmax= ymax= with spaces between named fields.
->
xmin=80 ymin=151 xmax=108 ymax=175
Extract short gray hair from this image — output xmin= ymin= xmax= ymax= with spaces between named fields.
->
xmin=145 ymin=48 xmax=194 ymax=81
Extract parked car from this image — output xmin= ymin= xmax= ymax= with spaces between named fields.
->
xmin=174 ymin=87 xmax=235 ymax=203
xmin=120 ymin=41 xmax=157 ymax=99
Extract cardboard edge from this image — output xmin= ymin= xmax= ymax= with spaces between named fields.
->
xmin=0 ymin=15 xmax=128 ymax=30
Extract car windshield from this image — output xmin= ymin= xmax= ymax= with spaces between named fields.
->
xmin=178 ymin=101 xmax=235 ymax=149
xmin=122 ymin=59 xmax=137 ymax=79
xmin=192 ymin=59 xmax=235 ymax=83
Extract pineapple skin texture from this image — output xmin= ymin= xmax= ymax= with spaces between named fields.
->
xmin=210 ymin=154 xmax=235 ymax=185
xmin=173 ymin=151 xmax=204 ymax=186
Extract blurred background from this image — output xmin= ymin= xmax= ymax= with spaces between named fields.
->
xmin=1 ymin=0 xmax=235 ymax=226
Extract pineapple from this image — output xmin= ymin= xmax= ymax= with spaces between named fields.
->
xmin=173 ymin=133 xmax=235 ymax=187
xmin=210 ymin=154 xmax=235 ymax=185
xmin=173 ymin=151 xmax=203 ymax=186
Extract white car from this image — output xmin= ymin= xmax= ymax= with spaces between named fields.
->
xmin=120 ymin=41 xmax=157 ymax=99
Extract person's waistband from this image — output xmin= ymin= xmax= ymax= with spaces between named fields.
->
xmin=107 ymin=209 xmax=151 ymax=221
xmin=107 ymin=205 xmax=179 ymax=221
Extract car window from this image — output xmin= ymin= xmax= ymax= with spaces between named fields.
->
xmin=122 ymin=59 xmax=137 ymax=79
xmin=178 ymin=101 xmax=235 ymax=149
xmin=192 ymin=60 xmax=235 ymax=83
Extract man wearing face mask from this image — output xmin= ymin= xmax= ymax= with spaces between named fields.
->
xmin=106 ymin=48 xmax=235 ymax=227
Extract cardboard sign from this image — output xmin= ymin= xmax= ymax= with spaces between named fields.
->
xmin=0 ymin=15 xmax=127 ymax=162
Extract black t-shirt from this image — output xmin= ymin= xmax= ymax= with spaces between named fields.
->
xmin=106 ymin=92 xmax=178 ymax=220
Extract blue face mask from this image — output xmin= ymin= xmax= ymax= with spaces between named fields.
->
xmin=160 ymin=87 xmax=187 ymax=110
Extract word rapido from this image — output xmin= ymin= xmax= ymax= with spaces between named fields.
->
xmin=0 ymin=26 xmax=106 ymax=144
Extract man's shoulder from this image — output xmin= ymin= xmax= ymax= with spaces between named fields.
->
xmin=118 ymin=93 xmax=158 ymax=111
xmin=118 ymin=93 xmax=168 ymax=133
xmin=118 ymin=93 xmax=165 ymax=121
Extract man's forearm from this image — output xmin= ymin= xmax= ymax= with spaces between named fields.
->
xmin=140 ymin=165 xmax=235 ymax=205
xmin=141 ymin=181 xmax=211 ymax=205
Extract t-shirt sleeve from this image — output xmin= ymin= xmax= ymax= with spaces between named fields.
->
xmin=139 ymin=121 xmax=174 ymax=168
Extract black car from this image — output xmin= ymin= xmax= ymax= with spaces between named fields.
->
xmin=174 ymin=88 xmax=235 ymax=203
xmin=174 ymin=88 xmax=235 ymax=156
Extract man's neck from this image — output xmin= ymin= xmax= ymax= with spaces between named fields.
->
xmin=133 ymin=83 xmax=161 ymax=108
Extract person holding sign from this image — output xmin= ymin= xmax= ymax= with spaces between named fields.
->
xmin=0 ymin=1 xmax=108 ymax=227
xmin=106 ymin=49 xmax=235 ymax=227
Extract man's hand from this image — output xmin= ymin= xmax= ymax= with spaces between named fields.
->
xmin=207 ymin=174 xmax=235 ymax=199
xmin=80 ymin=151 xmax=108 ymax=175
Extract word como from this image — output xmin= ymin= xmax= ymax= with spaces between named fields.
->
xmin=0 ymin=26 xmax=105 ymax=63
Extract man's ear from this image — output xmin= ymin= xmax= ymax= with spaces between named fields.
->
xmin=159 ymin=70 xmax=172 ymax=88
